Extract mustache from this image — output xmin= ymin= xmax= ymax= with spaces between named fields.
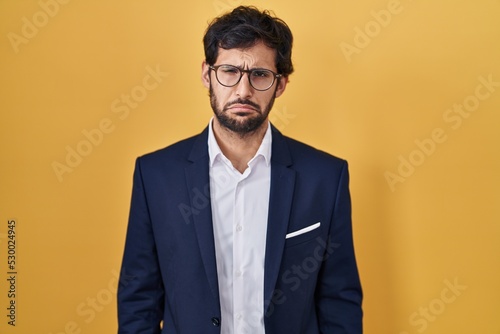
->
xmin=223 ymin=99 xmax=261 ymax=112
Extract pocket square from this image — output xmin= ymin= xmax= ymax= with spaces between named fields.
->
xmin=285 ymin=222 xmax=321 ymax=239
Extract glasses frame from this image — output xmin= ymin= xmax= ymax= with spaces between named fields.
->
xmin=209 ymin=64 xmax=283 ymax=91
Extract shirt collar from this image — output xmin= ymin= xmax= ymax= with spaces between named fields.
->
xmin=208 ymin=117 xmax=272 ymax=167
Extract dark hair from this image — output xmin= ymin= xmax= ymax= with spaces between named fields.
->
xmin=203 ymin=6 xmax=294 ymax=77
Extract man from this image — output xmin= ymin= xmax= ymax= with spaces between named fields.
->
xmin=118 ymin=6 xmax=362 ymax=334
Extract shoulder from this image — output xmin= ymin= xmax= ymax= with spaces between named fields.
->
xmin=280 ymin=133 xmax=348 ymax=172
xmin=137 ymin=129 xmax=207 ymax=170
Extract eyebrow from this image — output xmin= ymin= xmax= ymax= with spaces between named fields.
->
xmin=220 ymin=64 xmax=274 ymax=71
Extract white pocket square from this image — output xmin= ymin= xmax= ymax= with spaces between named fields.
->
xmin=285 ymin=222 xmax=321 ymax=239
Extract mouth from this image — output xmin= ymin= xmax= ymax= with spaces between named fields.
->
xmin=226 ymin=103 xmax=259 ymax=114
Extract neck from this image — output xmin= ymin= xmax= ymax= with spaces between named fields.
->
xmin=212 ymin=119 xmax=268 ymax=173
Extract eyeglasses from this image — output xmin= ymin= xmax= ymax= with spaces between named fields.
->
xmin=209 ymin=64 xmax=282 ymax=91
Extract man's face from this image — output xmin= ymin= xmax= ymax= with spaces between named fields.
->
xmin=202 ymin=41 xmax=288 ymax=135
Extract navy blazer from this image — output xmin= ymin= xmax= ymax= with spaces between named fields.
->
xmin=118 ymin=125 xmax=363 ymax=333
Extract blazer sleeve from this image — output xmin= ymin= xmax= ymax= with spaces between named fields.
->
xmin=315 ymin=161 xmax=363 ymax=333
xmin=117 ymin=158 xmax=164 ymax=334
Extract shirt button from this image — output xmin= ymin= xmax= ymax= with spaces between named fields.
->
xmin=211 ymin=317 xmax=220 ymax=327
xmin=236 ymin=224 xmax=243 ymax=232
xmin=236 ymin=313 xmax=242 ymax=320
xmin=235 ymin=270 xmax=242 ymax=277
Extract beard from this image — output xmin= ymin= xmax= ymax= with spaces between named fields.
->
xmin=209 ymin=84 xmax=277 ymax=136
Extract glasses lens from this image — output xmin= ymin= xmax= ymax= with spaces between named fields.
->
xmin=216 ymin=65 xmax=241 ymax=87
xmin=249 ymin=69 xmax=274 ymax=90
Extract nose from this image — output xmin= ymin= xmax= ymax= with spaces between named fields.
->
xmin=235 ymin=72 xmax=253 ymax=99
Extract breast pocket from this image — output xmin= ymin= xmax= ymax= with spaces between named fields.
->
xmin=284 ymin=222 xmax=322 ymax=248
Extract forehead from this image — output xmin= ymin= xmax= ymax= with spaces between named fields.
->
xmin=216 ymin=41 xmax=277 ymax=70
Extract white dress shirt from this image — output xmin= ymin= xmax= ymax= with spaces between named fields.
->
xmin=208 ymin=118 xmax=271 ymax=334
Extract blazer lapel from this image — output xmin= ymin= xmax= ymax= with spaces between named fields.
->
xmin=184 ymin=128 xmax=220 ymax=303
xmin=264 ymin=126 xmax=295 ymax=312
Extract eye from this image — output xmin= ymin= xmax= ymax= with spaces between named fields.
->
xmin=220 ymin=66 xmax=239 ymax=74
xmin=252 ymin=70 xmax=271 ymax=78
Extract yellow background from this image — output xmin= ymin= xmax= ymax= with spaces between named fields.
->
xmin=1 ymin=0 xmax=499 ymax=333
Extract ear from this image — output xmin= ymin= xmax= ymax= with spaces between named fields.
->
xmin=201 ymin=61 xmax=211 ymax=89
xmin=274 ymin=76 xmax=288 ymax=98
